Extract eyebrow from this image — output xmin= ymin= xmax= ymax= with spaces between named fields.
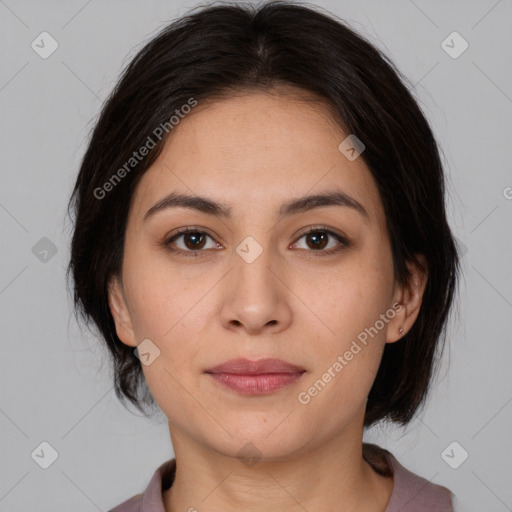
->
xmin=143 ymin=190 xmax=369 ymax=222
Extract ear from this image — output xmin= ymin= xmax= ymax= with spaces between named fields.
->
xmin=386 ymin=253 xmax=428 ymax=344
xmin=107 ymin=275 xmax=138 ymax=347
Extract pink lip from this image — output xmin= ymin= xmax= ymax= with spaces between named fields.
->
xmin=206 ymin=357 xmax=305 ymax=375
xmin=205 ymin=358 xmax=306 ymax=395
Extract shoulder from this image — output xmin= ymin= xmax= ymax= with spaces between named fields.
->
xmin=108 ymin=492 xmax=143 ymax=512
xmin=107 ymin=458 xmax=176 ymax=512
xmin=364 ymin=443 xmax=455 ymax=512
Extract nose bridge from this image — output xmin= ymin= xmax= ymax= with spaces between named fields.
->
xmin=219 ymin=231 xmax=291 ymax=333
xmin=233 ymin=233 xmax=278 ymax=296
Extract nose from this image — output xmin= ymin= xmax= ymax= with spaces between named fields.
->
xmin=219 ymin=242 xmax=293 ymax=335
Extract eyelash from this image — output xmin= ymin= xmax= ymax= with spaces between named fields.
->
xmin=162 ymin=225 xmax=350 ymax=259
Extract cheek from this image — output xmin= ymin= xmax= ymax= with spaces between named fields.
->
xmin=122 ymin=246 xmax=214 ymax=341
xmin=129 ymin=265 xmax=208 ymax=424
xmin=293 ymin=242 xmax=393 ymax=400
xmin=293 ymin=245 xmax=393 ymax=342
xmin=296 ymin=318 xmax=386 ymax=428
xmin=122 ymin=253 xmax=212 ymax=406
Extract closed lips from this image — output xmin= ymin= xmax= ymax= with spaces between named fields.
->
xmin=205 ymin=357 xmax=306 ymax=375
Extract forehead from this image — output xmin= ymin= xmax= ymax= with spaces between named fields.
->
xmin=130 ymin=89 xmax=384 ymax=226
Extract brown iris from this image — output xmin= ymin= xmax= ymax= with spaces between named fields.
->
xmin=183 ymin=232 xmax=207 ymax=250
xmin=305 ymin=231 xmax=328 ymax=250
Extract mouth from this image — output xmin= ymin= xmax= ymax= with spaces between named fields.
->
xmin=205 ymin=358 xmax=306 ymax=395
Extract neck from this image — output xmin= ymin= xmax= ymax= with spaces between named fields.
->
xmin=162 ymin=423 xmax=393 ymax=512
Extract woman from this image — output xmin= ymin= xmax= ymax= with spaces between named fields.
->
xmin=67 ymin=1 xmax=461 ymax=510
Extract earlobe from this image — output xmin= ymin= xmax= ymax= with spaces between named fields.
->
xmin=107 ymin=275 xmax=138 ymax=347
xmin=386 ymin=254 xmax=428 ymax=344
xmin=385 ymin=301 xmax=407 ymax=344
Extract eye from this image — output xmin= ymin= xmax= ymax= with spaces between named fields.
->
xmin=291 ymin=226 xmax=350 ymax=256
xmin=162 ymin=225 xmax=350 ymax=259
xmin=163 ymin=227 xmax=221 ymax=258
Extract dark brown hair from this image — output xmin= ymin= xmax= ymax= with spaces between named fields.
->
xmin=66 ymin=0 xmax=461 ymax=429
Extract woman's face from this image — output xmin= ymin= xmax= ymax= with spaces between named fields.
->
xmin=108 ymin=90 xmax=419 ymax=461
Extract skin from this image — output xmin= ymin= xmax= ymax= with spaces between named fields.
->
xmin=108 ymin=88 xmax=428 ymax=512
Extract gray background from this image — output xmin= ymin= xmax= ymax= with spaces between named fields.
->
xmin=0 ymin=0 xmax=511 ymax=510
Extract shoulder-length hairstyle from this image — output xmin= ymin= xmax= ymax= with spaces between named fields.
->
xmin=67 ymin=0 xmax=460 ymax=430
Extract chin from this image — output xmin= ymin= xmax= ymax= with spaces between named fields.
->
xmin=208 ymin=427 xmax=308 ymax=463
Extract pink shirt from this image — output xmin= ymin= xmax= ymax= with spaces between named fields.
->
xmin=109 ymin=448 xmax=454 ymax=511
